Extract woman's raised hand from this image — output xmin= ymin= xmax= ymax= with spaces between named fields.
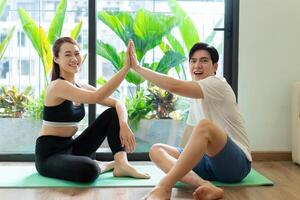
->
xmin=124 ymin=40 xmax=132 ymax=70
xmin=128 ymin=40 xmax=139 ymax=71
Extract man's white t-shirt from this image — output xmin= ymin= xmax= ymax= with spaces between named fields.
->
xmin=186 ymin=76 xmax=252 ymax=162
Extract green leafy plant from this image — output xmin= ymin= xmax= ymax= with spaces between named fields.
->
xmin=125 ymin=90 xmax=152 ymax=131
xmin=18 ymin=0 xmax=82 ymax=86
xmin=97 ymin=9 xmax=186 ymax=86
xmin=97 ymin=76 xmax=150 ymax=131
xmin=24 ymin=90 xmax=45 ymax=120
xmin=0 ymin=0 xmax=15 ymax=61
xmin=0 ymin=85 xmax=31 ymax=118
xmin=146 ymin=86 xmax=178 ymax=119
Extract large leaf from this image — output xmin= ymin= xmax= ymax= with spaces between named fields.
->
xmin=48 ymin=0 xmax=67 ymax=44
xmin=167 ymin=0 xmax=200 ymax=51
xmin=0 ymin=26 xmax=15 ymax=60
xmin=18 ymin=8 xmax=42 ymax=57
xmin=96 ymin=40 xmax=121 ymax=70
xmin=70 ymin=20 xmax=82 ymax=40
xmin=133 ymin=9 xmax=179 ymax=59
xmin=0 ymin=0 xmax=7 ymax=17
xmin=164 ymin=33 xmax=186 ymax=77
xmin=166 ymin=33 xmax=185 ymax=56
xmin=155 ymin=51 xmax=186 ymax=74
xmin=159 ymin=41 xmax=172 ymax=54
xmin=98 ymin=11 xmax=133 ymax=44
xmin=39 ymin=26 xmax=52 ymax=85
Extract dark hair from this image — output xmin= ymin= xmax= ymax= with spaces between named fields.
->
xmin=51 ymin=37 xmax=80 ymax=81
xmin=188 ymin=42 xmax=219 ymax=64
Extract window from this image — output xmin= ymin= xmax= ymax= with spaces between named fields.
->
xmin=20 ymin=60 xmax=30 ymax=76
xmin=0 ymin=32 xmax=7 ymax=42
xmin=18 ymin=31 xmax=26 ymax=47
xmin=0 ymin=0 xmax=239 ymax=161
xmin=0 ymin=5 xmax=9 ymax=21
xmin=0 ymin=61 xmax=9 ymax=79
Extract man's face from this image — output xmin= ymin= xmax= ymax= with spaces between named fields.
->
xmin=189 ymin=50 xmax=218 ymax=81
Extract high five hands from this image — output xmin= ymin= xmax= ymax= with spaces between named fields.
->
xmin=124 ymin=39 xmax=140 ymax=71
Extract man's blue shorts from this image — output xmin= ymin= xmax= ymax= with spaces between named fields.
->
xmin=177 ymin=136 xmax=251 ymax=183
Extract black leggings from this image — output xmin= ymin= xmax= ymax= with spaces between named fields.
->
xmin=35 ymin=107 xmax=125 ymax=182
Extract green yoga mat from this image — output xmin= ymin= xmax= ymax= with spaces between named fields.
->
xmin=0 ymin=165 xmax=273 ymax=188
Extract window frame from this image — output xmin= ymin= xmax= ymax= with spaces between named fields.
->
xmin=0 ymin=0 xmax=239 ymax=161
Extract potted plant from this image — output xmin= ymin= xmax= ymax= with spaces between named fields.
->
xmin=0 ymin=85 xmax=42 ymax=152
xmin=0 ymin=85 xmax=31 ymax=118
xmin=132 ymin=86 xmax=187 ymax=151
xmin=24 ymin=90 xmax=45 ymax=120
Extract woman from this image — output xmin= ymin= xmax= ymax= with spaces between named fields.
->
xmin=35 ymin=37 xmax=149 ymax=182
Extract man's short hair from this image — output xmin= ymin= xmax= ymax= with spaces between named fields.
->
xmin=189 ymin=42 xmax=219 ymax=64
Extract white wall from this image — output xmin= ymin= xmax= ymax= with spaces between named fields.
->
xmin=239 ymin=0 xmax=300 ymax=151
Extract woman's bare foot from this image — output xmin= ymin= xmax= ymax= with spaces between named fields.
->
xmin=193 ymin=181 xmax=224 ymax=200
xmin=143 ymin=186 xmax=172 ymax=200
xmin=96 ymin=161 xmax=115 ymax=173
xmin=113 ymin=162 xmax=150 ymax=179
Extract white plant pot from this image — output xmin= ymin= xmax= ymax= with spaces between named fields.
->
xmin=0 ymin=118 xmax=42 ymax=153
xmin=135 ymin=119 xmax=185 ymax=147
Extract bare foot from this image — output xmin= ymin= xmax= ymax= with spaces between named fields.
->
xmin=143 ymin=186 xmax=171 ymax=200
xmin=96 ymin=161 xmax=115 ymax=173
xmin=113 ymin=163 xmax=150 ymax=179
xmin=193 ymin=181 xmax=224 ymax=200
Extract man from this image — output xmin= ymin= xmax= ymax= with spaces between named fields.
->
xmin=128 ymin=40 xmax=252 ymax=200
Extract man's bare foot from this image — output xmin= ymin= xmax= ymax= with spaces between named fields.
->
xmin=113 ymin=163 xmax=150 ymax=179
xmin=96 ymin=161 xmax=115 ymax=173
xmin=193 ymin=181 xmax=224 ymax=200
xmin=143 ymin=186 xmax=172 ymax=200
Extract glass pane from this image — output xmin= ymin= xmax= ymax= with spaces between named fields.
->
xmin=0 ymin=0 xmax=88 ymax=154
xmin=96 ymin=0 xmax=224 ymax=152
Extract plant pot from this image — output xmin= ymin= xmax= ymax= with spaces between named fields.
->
xmin=0 ymin=118 xmax=42 ymax=153
xmin=134 ymin=119 xmax=185 ymax=152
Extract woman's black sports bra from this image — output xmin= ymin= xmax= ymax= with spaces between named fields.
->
xmin=42 ymin=77 xmax=85 ymax=127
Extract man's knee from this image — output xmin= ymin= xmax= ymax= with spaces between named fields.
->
xmin=149 ymin=143 xmax=167 ymax=161
xmin=197 ymin=119 xmax=212 ymax=129
xmin=194 ymin=119 xmax=212 ymax=138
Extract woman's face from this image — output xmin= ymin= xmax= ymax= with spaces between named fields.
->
xmin=54 ymin=42 xmax=82 ymax=75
